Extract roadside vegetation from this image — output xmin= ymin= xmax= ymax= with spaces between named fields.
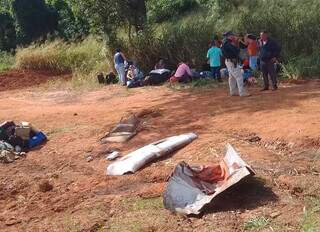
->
xmin=0 ymin=52 xmax=15 ymax=73
xmin=1 ymin=0 xmax=320 ymax=84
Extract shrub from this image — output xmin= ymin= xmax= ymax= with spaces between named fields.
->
xmin=147 ymin=0 xmax=199 ymax=23
xmin=15 ymin=37 xmax=111 ymax=74
xmin=0 ymin=51 xmax=15 ymax=72
xmin=121 ymin=16 xmax=214 ymax=72
xmin=281 ymin=49 xmax=320 ymax=79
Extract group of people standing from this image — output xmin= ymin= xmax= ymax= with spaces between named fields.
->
xmin=113 ymin=30 xmax=281 ymax=97
xmin=207 ymin=30 xmax=281 ymax=97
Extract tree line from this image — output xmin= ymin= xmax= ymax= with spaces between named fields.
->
xmin=0 ymin=0 xmax=147 ymax=50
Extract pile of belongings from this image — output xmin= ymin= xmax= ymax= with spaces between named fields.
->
xmin=0 ymin=121 xmax=47 ymax=163
xmin=97 ymin=72 xmax=118 ymax=85
xmin=163 ymin=144 xmax=255 ymax=215
xmin=144 ymin=69 xmax=172 ymax=86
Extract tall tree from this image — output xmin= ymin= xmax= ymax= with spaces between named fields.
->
xmin=12 ymin=0 xmax=58 ymax=44
xmin=0 ymin=0 xmax=13 ymax=12
xmin=0 ymin=12 xmax=16 ymax=51
xmin=46 ymin=0 xmax=90 ymax=40
xmin=74 ymin=0 xmax=146 ymax=45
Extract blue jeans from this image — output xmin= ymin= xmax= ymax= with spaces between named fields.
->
xmin=211 ymin=66 xmax=221 ymax=79
xmin=249 ymin=56 xmax=258 ymax=70
xmin=115 ymin=63 xmax=126 ymax=85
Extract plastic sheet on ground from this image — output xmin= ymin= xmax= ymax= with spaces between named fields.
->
xmin=100 ymin=115 xmax=140 ymax=143
xmin=106 ymin=133 xmax=198 ymax=176
xmin=163 ymin=144 xmax=255 ymax=215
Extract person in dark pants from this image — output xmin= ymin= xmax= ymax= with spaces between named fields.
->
xmin=259 ymin=31 xmax=281 ymax=91
xmin=207 ymin=40 xmax=222 ymax=81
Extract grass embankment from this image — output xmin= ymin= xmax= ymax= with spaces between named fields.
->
xmin=12 ymin=0 xmax=320 ymax=88
xmin=15 ymin=37 xmax=111 ymax=89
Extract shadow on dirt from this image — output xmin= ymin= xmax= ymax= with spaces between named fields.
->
xmin=202 ymin=177 xmax=278 ymax=215
xmin=147 ymin=81 xmax=320 ymax=136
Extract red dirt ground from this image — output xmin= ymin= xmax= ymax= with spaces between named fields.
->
xmin=0 ymin=70 xmax=70 ymax=92
xmin=0 ymin=71 xmax=319 ymax=231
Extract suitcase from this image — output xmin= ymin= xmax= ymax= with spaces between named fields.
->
xmin=29 ymin=132 xmax=47 ymax=148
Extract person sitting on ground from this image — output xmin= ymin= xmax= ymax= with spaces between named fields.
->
xmin=242 ymin=59 xmax=257 ymax=86
xmin=170 ymin=62 xmax=193 ymax=83
xmin=246 ymin=34 xmax=259 ymax=71
xmin=154 ymin=58 xmax=166 ymax=70
xmin=207 ymin=40 xmax=223 ymax=81
xmin=126 ymin=63 xmax=144 ymax=87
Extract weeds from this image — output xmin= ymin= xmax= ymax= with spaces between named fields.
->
xmin=121 ymin=197 xmax=163 ymax=212
xmin=0 ymin=51 xmax=15 ymax=73
xmin=301 ymin=197 xmax=320 ymax=232
xmin=15 ymin=37 xmax=112 ymax=88
xmin=108 ymin=197 xmax=165 ymax=232
xmin=169 ymin=78 xmax=224 ymax=91
xmin=244 ymin=216 xmax=269 ymax=231
xmin=16 ymin=37 xmax=110 ymax=74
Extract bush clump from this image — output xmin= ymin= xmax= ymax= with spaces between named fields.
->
xmin=15 ymin=37 xmax=111 ymax=74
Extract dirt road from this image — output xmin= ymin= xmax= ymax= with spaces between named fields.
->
xmin=0 ymin=72 xmax=319 ymax=231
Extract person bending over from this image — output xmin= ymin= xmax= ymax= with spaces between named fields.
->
xmin=170 ymin=62 xmax=193 ymax=83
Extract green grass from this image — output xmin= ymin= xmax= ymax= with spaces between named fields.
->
xmin=108 ymin=197 xmax=165 ymax=232
xmin=0 ymin=51 xmax=15 ymax=73
xmin=244 ymin=216 xmax=270 ymax=231
xmin=119 ymin=197 xmax=163 ymax=212
xmin=301 ymin=197 xmax=320 ymax=232
xmin=15 ymin=37 xmax=111 ymax=74
xmin=15 ymin=37 xmax=112 ymax=89
xmin=169 ymin=78 xmax=225 ymax=91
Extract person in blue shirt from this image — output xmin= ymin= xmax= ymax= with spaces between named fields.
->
xmin=114 ymin=48 xmax=127 ymax=86
xmin=207 ymin=40 xmax=223 ymax=81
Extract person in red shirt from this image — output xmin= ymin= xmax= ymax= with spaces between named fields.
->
xmin=246 ymin=34 xmax=259 ymax=70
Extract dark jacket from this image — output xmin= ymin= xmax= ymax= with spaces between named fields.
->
xmin=259 ymin=38 xmax=281 ymax=62
xmin=221 ymin=39 xmax=240 ymax=59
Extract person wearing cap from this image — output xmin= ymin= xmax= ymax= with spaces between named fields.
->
xmin=259 ymin=31 xmax=281 ymax=91
xmin=221 ymin=31 xmax=250 ymax=97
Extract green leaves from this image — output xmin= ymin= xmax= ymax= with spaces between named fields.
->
xmin=12 ymin=0 xmax=59 ymax=44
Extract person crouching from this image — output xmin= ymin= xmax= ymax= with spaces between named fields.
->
xmin=170 ymin=62 xmax=193 ymax=83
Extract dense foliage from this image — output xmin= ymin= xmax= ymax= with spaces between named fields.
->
xmin=12 ymin=0 xmax=58 ymax=44
xmin=1 ymin=0 xmax=320 ymax=78
xmin=0 ymin=12 xmax=16 ymax=51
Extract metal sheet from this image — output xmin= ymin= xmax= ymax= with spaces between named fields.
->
xmin=163 ymin=144 xmax=255 ymax=215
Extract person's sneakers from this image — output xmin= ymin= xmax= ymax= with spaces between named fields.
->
xmin=260 ymin=88 xmax=269 ymax=91
xmin=240 ymin=93 xmax=252 ymax=97
xmin=272 ymin=86 xmax=278 ymax=91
